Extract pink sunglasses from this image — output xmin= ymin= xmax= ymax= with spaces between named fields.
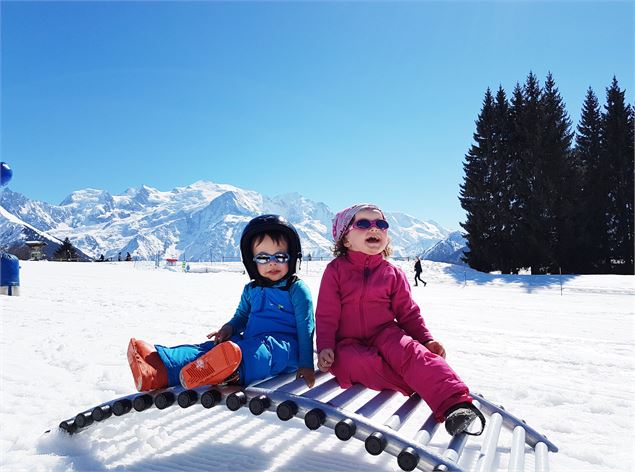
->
xmin=350 ymin=218 xmax=390 ymax=231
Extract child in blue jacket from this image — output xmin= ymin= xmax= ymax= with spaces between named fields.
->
xmin=127 ymin=214 xmax=316 ymax=390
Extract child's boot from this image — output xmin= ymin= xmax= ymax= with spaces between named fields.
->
xmin=444 ymin=402 xmax=486 ymax=436
xmin=127 ymin=338 xmax=169 ymax=392
xmin=179 ymin=341 xmax=242 ymax=389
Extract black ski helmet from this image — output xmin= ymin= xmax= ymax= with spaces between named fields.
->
xmin=240 ymin=214 xmax=302 ymax=283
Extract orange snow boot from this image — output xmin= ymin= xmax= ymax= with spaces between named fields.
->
xmin=127 ymin=338 xmax=169 ymax=392
xmin=179 ymin=341 xmax=242 ymax=389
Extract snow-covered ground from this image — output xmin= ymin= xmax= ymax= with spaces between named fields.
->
xmin=1 ymin=260 xmax=633 ymax=471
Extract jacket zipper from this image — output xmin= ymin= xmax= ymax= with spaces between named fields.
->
xmin=360 ymin=258 xmax=370 ymax=339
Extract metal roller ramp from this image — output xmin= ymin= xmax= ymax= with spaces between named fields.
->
xmin=58 ymin=371 xmax=557 ymax=472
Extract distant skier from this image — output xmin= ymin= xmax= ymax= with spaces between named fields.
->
xmin=414 ymin=256 xmax=427 ymax=286
xmin=126 ymin=215 xmax=315 ymax=391
xmin=125 ymin=252 xmax=132 ymax=261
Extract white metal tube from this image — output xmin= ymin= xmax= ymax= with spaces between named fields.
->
xmin=508 ymin=425 xmax=526 ymax=472
xmin=413 ymin=413 xmax=439 ymax=446
xmin=384 ymin=394 xmax=420 ymax=430
xmin=535 ymin=442 xmax=550 ymax=472
xmin=475 ymin=412 xmax=503 ymax=472
xmin=444 ymin=433 xmax=469 ymax=463
xmin=355 ymin=390 xmax=398 ymax=419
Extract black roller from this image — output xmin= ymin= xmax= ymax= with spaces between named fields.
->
xmin=59 ymin=420 xmax=77 ymax=434
xmin=177 ymin=390 xmax=198 ymax=408
xmin=304 ymin=408 xmax=326 ymax=430
xmin=74 ymin=412 xmax=94 ymax=429
xmin=276 ymin=400 xmax=298 ymax=421
xmin=249 ymin=395 xmax=270 ymax=416
xmin=112 ymin=399 xmax=133 ymax=416
xmin=334 ymin=418 xmax=356 ymax=441
xmin=92 ymin=405 xmax=112 ymax=422
xmin=226 ymin=391 xmax=247 ymax=411
xmin=133 ymin=394 xmax=154 ymax=412
xmin=154 ymin=391 xmax=176 ymax=410
xmin=201 ymin=389 xmax=222 ymax=409
xmin=365 ymin=432 xmax=387 ymax=455
xmin=397 ymin=447 xmax=419 ymax=471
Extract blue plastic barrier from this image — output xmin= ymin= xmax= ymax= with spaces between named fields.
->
xmin=0 ymin=253 xmax=20 ymax=296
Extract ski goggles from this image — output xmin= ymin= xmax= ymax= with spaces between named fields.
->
xmin=253 ymin=252 xmax=290 ymax=265
xmin=350 ymin=218 xmax=390 ymax=231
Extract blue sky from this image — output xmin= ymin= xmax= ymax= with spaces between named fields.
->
xmin=1 ymin=1 xmax=633 ymax=229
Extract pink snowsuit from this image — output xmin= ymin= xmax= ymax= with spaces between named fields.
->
xmin=316 ymin=251 xmax=471 ymax=421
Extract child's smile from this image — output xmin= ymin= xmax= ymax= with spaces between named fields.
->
xmin=344 ymin=209 xmax=389 ymax=256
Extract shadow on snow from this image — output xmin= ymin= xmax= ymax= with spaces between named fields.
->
xmin=439 ymin=263 xmax=581 ymax=294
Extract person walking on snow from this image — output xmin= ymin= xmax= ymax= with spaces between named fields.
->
xmin=414 ymin=256 xmax=427 ymax=286
xmin=315 ymin=204 xmax=484 ymax=436
xmin=127 ymin=214 xmax=316 ymax=391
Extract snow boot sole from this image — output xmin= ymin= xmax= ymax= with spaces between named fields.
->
xmin=179 ymin=341 xmax=242 ymax=389
xmin=444 ymin=402 xmax=486 ymax=436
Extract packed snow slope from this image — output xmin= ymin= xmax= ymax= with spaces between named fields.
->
xmin=1 ymin=260 xmax=633 ymax=471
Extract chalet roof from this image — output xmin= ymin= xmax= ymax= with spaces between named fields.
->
xmin=25 ymin=241 xmax=47 ymax=247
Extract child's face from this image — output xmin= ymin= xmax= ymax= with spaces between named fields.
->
xmin=343 ymin=208 xmax=389 ymax=256
xmin=252 ymin=235 xmax=290 ymax=282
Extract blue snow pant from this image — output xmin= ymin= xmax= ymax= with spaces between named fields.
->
xmin=155 ymin=334 xmax=299 ymax=387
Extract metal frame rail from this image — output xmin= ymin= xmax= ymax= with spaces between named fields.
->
xmin=58 ymin=372 xmax=558 ymax=472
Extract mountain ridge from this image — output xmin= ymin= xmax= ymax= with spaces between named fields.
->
xmin=0 ymin=181 xmax=461 ymax=262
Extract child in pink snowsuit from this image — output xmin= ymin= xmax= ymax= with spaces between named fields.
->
xmin=316 ymin=204 xmax=484 ymax=436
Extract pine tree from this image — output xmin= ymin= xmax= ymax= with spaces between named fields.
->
xmin=54 ymin=237 xmax=78 ymax=261
xmin=573 ymin=87 xmax=606 ymax=272
xmin=539 ymin=72 xmax=574 ymax=272
xmin=459 ymin=88 xmax=497 ymax=272
xmin=461 ymin=73 xmax=632 ymax=275
xmin=524 ymin=72 xmax=556 ymax=274
xmin=506 ymin=83 xmax=528 ymax=273
xmin=602 ymin=77 xmax=634 ymax=274
xmin=509 ymin=73 xmax=549 ymax=274
xmin=491 ymin=86 xmax=515 ymax=273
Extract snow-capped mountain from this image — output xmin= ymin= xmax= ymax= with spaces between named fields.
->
xmin=0 ymin=181 xmax=451 ymax=261
xmin=386 ymin=212 xmax=451 ymax=256
xmin=422 ymin=231 xmax=467 ymax=265
xmin=0 ymin=205 xmax=91 ymax=261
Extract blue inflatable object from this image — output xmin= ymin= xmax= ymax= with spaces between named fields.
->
xmin=0 ymin=162 xmax=12 ymax=187
xmin=1 ymin=253 xmax=20 ymax=296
